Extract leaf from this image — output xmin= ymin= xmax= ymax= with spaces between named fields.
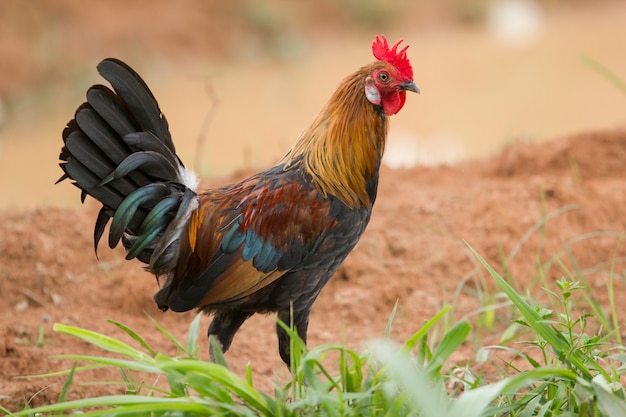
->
xmin=592 ymin=375 xmax=626 ymax=416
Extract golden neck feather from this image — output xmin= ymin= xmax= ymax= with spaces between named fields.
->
xmin=280 ymin=64 xmax=388 ymax=208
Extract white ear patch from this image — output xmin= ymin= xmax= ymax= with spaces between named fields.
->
xmin=365 ymin=84 xmax=381 ymax=105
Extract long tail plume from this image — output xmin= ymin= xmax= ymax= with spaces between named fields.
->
xmin=58 ymin=58 xmax=198 ymax=274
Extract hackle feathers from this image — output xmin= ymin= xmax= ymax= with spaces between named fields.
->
xmin=280 ymin=63 xmax=388 ymax=208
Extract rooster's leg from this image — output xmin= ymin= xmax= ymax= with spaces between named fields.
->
xmin=276 ymin=308 xmax=312 ymax=368
xmin=207 ymin=310 xmax=252 ymax=362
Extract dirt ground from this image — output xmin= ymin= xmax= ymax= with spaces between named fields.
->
xmin=1 ymin=0 xmax=626 ymax=413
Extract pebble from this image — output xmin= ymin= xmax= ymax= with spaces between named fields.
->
xmin=13 ymin=300 xmax=28 ymax=312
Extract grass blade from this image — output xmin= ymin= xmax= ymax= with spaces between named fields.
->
xmin=186 ymin=312 xmax=202 ymax=357
xmin=144 ymin=312 xmax=187 ymax=352
xmin=581 ymin=54 xmax=626 ymax=96
xmin=426 ymin=319 xmax=471 ymax=375
xmin=54 ymin=323 xmax=147 ymax=361
xmin=55 ymin=362 xmax=76 ymax=415
xmin=453 ymin=367 xmax=577 ymax=417
xmin=157 ymin=358 xmax=274 ymax=415
xmin=385 ymin=299 xmax=399 ymax=341
xmin=402 ymin=305 xmax=451 ymax=353
xmin=107 ymin=319 xmax=157 ymax=357
xmin=373 ymin=341 xmax=452 ymax=417
xmin=51 ymin=354 xmax=159 ymax=373
xmin=465 ymin=242 xmax=594 ymax=380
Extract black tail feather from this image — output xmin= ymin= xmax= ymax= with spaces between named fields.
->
xmin=94 ymin=207 xmax=113 ymax=255
xmin=62 ymin=155 xmax=125 ymax=209
xmin=63 ymin=130 xmax=138 ymax=197
xmin=75 ymin=105 xmax=131 ymax=166
xmin=86 ymin=85 xmax=136 ymax=137
xmin=124 ymin=132 xmax=181 ymax=170
xmin=96 ymin=58 xmax=175 ymax=153
xmin=99 ymin=151 xmax=181 ymax=186
xmin=59 ymin=58 xmax=198 ymax=271
xmin=75 ymin=103 xmax=152 ymax=188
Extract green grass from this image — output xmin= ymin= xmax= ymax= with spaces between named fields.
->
xmin=4 ymin=240 xmax=626 ymax=417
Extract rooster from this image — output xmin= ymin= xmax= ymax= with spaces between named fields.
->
xmin=57 ymin=35 xmax=418 ymax=367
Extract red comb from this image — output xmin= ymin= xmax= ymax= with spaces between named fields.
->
xmin=372 ymin=35 xmax=413 ymax=81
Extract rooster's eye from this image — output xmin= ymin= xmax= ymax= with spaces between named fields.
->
xmin=379 ymin=72 xmax=389 ymax=82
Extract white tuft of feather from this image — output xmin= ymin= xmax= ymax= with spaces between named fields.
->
xmin=148 ymin=193 xmax=199 ymax=274
xmin=179 ymin=166 xmax=199 ymax=191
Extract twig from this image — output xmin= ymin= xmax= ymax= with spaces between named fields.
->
xmin=20 ymin=289 xmax=47 ymax=307
xmin=581 ymin=54 xmax=626 ymax=97
xmin=194 ymin=79 xmax=219 ymax=175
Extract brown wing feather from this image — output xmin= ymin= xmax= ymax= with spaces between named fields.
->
xmin=197 ymin=255 xmax=286 ymax=305
xmin=156 ymin=168 xmax=335 ymax=312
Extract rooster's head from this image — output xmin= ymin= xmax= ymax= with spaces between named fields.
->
xmin=365 ymin=35 xmax=419 ymax=115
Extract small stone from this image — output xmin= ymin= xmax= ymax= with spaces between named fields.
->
xmin=13 ymin=300 xmax=28 ymax=312
xmin=51 ymin=293 xmax=63 ymax=305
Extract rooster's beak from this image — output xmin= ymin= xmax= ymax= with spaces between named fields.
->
xmin=399 ymin=81 xmax=420 ymax=94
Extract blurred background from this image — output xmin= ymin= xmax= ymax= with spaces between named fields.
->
xmin=0 ymin=0 xmax=624 ymax=209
